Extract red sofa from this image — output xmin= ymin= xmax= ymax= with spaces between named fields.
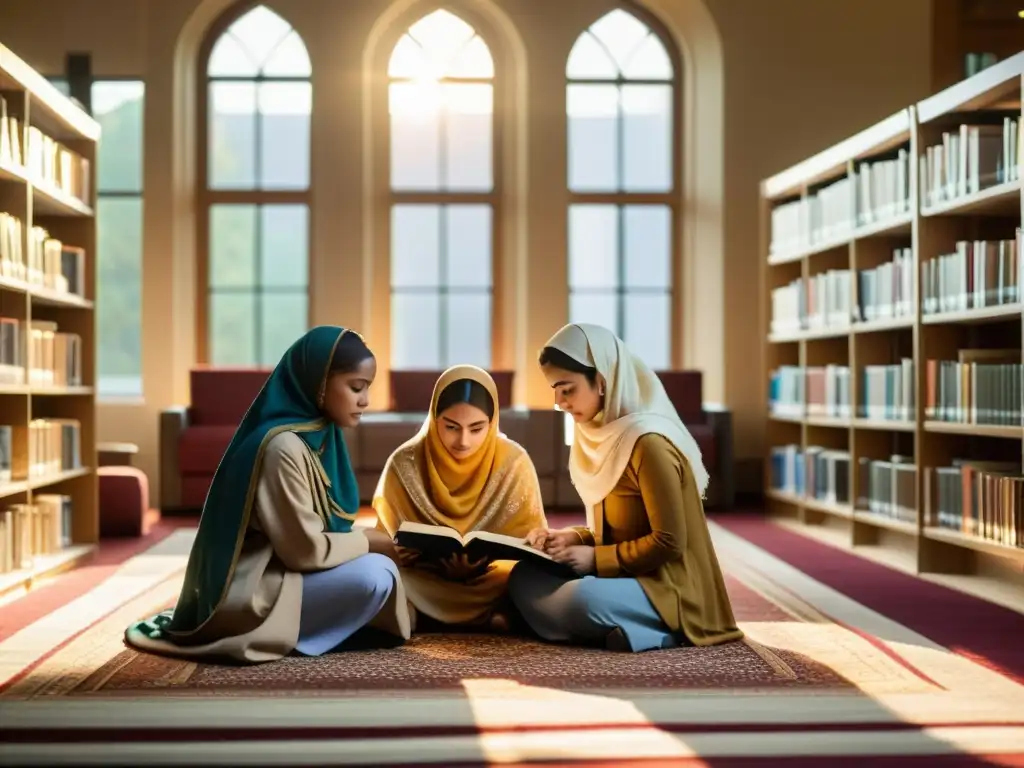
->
xmin=160 ymin=367 xmax=733 ymax=512
xmin=160 ymin=368 xmax=272 ymax=510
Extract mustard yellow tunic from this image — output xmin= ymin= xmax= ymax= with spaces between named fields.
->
xmin=571 ymin=433 xmax=742 ymax=646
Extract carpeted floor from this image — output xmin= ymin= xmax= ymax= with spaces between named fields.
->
xmin=714 ymin=515 xmax=1024 ymax=684
xmin=9 ymin=574 xmax=852 ymax=698
xmin=2 ymin=511 xmax=1024 ymax=767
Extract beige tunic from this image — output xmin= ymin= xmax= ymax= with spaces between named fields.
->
xmin=129 ymin=432 xmax=411 ymax=663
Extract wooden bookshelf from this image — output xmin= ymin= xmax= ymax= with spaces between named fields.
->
xmin=0 ymin=43 xmax=99 ymax=597
xmin=761 ymin=50 xmax=1024 ymax=605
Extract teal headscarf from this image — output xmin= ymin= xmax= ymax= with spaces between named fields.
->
xmin=164 ymin=326 xmax=367 ymax=638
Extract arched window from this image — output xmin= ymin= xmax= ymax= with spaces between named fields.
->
xmin=388 ymin=9 xmax=496 ymax=370
xmin=201 ymin=5 xmax=312 ymax=365
xmin=566 ymin=9 xmax=676 ymax=369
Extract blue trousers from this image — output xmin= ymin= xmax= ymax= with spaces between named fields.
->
xmin=507 ymin=560 xmax=681 ymax=652
xmin=295 ymin=553 xmax=398 ymax=656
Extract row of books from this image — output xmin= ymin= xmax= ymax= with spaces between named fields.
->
xmin=927 ymin=461 xmax=1022 ymax=549
xmin=862 ymin=359 xmax=915 ymax=421
xmin=805 ymin=446 xmax=851 ymax=506
xmin=921 ymin=237 xmax=1020 ymax=315
xmin=770 ymin=444 xmax=852 ymax=505
xmin=0 ymin=495 xmax=73 ymax=575
xmin=859 ymin=247 xmax=914 ymax=321
xmin=769 ymin=447 xmax=1023 ymax=550
xmin=923 ymin=352 xmax=1021 ymax=426
xmin=769 ymin=364 xmax=851 ymax=419
xmin=0 ymin=211 xmax=87 ymax=297
xmin=768 ymin=362 xmax=914 ymax=422
xmin=770 ymin=272 xmax=853 ymax=335
xmin=768 ymin=150 xmax=911 ymax=255
xmin=855 ymin=150 xmax=912 ymax=227
xmin=804 ymin=269 xmax=852 ymax=332
xmin=0 ymin=95 xmax=92 ymax=205
xmin=0 ymin=317 xmax=84 ymax=387
xmin=770 ymin=235 xmax=1021 ymax=332
xmin=858 ymin=454 xmax=916 ymax=525
xmin=769 ymin=248 xmax=914 ymax=334
xmin=0 ymin=419 xmax=82 ymax=485
xmin=920 ymin=118 xmax=1021 ymax=208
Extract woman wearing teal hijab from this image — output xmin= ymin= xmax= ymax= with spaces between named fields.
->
xmin=125 ymin=326 xmax=411 ymax=663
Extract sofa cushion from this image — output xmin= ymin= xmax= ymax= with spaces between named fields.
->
xmin=190 ymin=368 xmax=271 ymax=426
xmin=656 ymin=370 xmax=705 ymax=425
xmin=358 ymin=413 xmax=424 ymax=471
xmin=182 ymin=475 xmax=214 ymax=510
xmin=178 ymin=425 xmax=237 ymax=474
xmin=500 ymin=408 xmax=558 ymax=476
xmin=390 ymin=370 xmax=514 ymax=412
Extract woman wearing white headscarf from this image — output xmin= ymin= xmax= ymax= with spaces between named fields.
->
xmin=508 ymin=323 xmax=742 ymax=652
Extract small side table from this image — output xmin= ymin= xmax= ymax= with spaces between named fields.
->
xmin=98 ymin=442 xmax=139 ymax=467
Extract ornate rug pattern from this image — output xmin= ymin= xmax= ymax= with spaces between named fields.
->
xmin=4 ymin=575 xmax=854 ymax=698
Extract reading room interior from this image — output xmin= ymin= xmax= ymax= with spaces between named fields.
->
xmin=0 ymin=0 xmax=1022 ymax=765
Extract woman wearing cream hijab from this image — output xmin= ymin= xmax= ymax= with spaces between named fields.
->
xmin=509 ymin=323 xmax=742 ymax=652
xmin=374 ymin=365 xmax=548 ymax=631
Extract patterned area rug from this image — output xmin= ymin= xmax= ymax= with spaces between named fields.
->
xmin=5 ymin=576 xmax=853 ymax=698
xmin=4 ymin=522 xmax=1024 ymax=766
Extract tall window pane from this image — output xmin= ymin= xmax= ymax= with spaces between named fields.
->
xmin=566 ymin=9 xmax=675 ymax=370
xmin=94 ymin=80 xmax=144 ymax=398
xmin=388 ymin=9 xmax=495 ymax=370
xmin=204 ymin=5 xmax=311 ymax=364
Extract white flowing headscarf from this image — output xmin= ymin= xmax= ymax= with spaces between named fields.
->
xmin=544 ymin=323 xmax=710 ymax=511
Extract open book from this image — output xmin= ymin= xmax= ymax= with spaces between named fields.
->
xmin=395 ymin=521 xmax=576 ymax=577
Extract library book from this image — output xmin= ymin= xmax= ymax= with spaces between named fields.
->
xmin=394 ymin=521 xmax=577 ymax=577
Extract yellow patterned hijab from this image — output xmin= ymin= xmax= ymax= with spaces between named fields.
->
xmin=423 ymin=365 xmax=509 ymax=521
xmin=374 ymin=366 xmax=544 ymax=537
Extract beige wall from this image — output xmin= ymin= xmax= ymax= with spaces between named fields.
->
xmin=0 ymin=0 xmax=933 ymax=498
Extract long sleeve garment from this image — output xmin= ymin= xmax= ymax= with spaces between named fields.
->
xmin=573 ymin=433 xmax=742 ymax=646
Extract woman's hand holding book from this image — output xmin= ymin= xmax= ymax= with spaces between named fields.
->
xmin=525 ymin=528 xmax=583 ymax=553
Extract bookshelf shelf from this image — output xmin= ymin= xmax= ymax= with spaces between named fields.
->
xmin=762 ymin=52 xmax=1024 ymax=599
xmin=852 ymin=317 xmax=915 ymax=334
xmin=853 ymin=213 xmax=914 ymax=240
xmin=804 ymin=497 xmax=853 ymax=519
xmin=805 ymin=415 xmax=850 ymax=428
xmin=31 ymin=182 xmax=93 ymax=217
xmin=921 ymin=303 xmax=1021 ymax=325
xmin=0 ymin=385 xmax=93 ymax=395
xmin=923 ymin=421 xmax=1021 ymax=439
xmin=923 ymin=526 xmax=1024 ymax=564
xmin=0 ymin=43 xmax=99 ymax=595
xmin=854 ymin=512 xmax=918 ymax=536
xmin=853 ymin=419 xmax=916 ymax=432
xmin=921 ymin=179 xmax=1021 ymax=217
xmin=0 ymin=542 xmax=93 ymax=597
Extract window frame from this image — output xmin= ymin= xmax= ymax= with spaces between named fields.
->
xmin=50 ymin=75 xmax=147 ymax=400
xmin=196 ymin=3 xmax=313 ymax=366
xmin=565 ymin=6 xmax=684 ymax=369
xmin=386 ymin=8 xmax=504 ymax=371
xmin=92 ymin=76 xmax=146 ymax=400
